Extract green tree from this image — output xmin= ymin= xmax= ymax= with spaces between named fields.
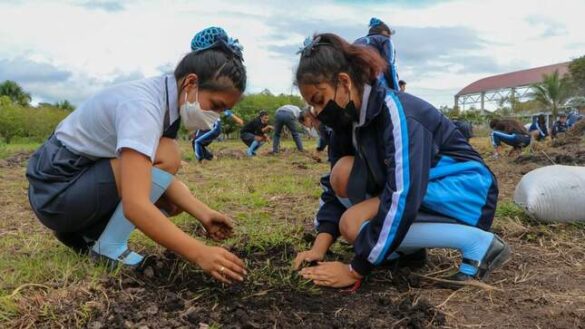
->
xmin=0 ymin=103 xmax=26 ymax=143
xmin=569 ymin=55 xmax=585 ymax=94
xmin=54 ymin=100 xmax=75 ymax=111
xmin=0 ymin=80 xmax=31 ymax=106
xmin=530 ymin=70 xmax=573 ymax=119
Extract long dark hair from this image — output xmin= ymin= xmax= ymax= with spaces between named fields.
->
xmin=490 ymin=118 xmax=528 ymax=134
xmin=295 ymin=33 xmax=386 ymax=91
xmin=174 ymin=49 xmax=246 ymax=92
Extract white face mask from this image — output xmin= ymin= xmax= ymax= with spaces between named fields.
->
xmin=180 ymin=89 xmax=220 ymax=131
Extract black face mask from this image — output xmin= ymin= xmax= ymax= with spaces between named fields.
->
xmin=317 ymin=90 xmax=357 ymax=133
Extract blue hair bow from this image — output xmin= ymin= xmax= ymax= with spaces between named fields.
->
xmin=297 ymin=35 xmax=323 ymax=57
xmin=191 ymin=26 xmax=244 ymax=61
xmin=369 ymin=17 xmax=383 ymax=28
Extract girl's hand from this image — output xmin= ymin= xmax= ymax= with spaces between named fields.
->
xmin=292 ymin=249 xmax=325 ymax=270
xmin=188 ymin=245 xmax=246 ymax=284
xmin=200 ymin=210 xmax=234 ymax=241
xmin=299 ymin=261 xmax=362 ymax=288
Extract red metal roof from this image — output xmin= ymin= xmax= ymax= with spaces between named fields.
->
xmin=456 ymin=62 xmax=570 ymax=96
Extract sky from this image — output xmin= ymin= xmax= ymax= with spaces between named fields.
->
xmin=0 ymin=0 xmax=584 ymax=108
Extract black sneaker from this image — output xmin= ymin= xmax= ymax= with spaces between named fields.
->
xmin=441 ymin=235 xmax=511 ymax=288
xmin=53 ymin=231 xmax=91 ymax=255
xmin=384 ymin=249 xmax=427 ymax=270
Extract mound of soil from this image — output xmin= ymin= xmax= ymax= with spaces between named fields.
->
xmin=89 ymin=245 xmax=445 ymax=329
xmin=214 ymin=149 xmax=247 ymax=159
xmin=514 ymin=144 xmax=585 ymax=166
xmin=0 ymin=151 xmax=32 ymax=168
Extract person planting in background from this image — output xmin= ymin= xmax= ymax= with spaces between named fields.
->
xmin=528 ymin=114 xmax=548 ymax=141
xmin=26 ymin=27 xmax=247 ymax=284
xmin=490 ymin=118 xmax=531 ymax=158
xmin=298 ymin=107 xmax=332 ymax=160
xmin=192 ymin=109 xmax=244 ymax=162
xmin=271 ymin=104 xmax=304 ymax=154
xmin=551 ymin=113 xmax=569 ymax=139
xmin=240 ymin=110 xmax=273 ymax=156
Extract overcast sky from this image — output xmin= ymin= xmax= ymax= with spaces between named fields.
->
xmin=0 ymin=0 xmax=583 ymax=108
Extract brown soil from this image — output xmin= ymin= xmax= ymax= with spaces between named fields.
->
xmin=84 ymin=247 xmax=445 ymax=329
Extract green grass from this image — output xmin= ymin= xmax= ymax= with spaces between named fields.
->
xmin=0 ymin=142 xmax=40 ymax=159
xmin=0 ymin=138 xmax=329 ymax=325
xmin=0 ymin=233 xmax=110 ymax=322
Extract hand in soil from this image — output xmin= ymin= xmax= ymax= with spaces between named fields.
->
xmin=193 ymin=246 xmax=247 ymax=284
xmin=292 ymin=249 xmax=325 ymax=270
xmin=299 ymin=261 xmax=362 ymax=288
xmin=200 ymin=210 xmax=234 ymax=241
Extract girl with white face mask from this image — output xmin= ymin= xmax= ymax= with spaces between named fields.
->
xmin=26 ymin=27 xmax=247 ymax=285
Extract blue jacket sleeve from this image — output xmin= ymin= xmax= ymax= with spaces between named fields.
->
xmin=314 ymin=130 xmax=351 ymax=238
xmin=350 ymin=116 xmax=434 ymax=275
xmin=381 ymin=38 xmax=399 ymax=91
xmin=314 ymin=174 xmax=346 ymax=238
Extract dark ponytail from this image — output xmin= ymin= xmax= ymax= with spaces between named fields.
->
xmin=295 ymin=33 xmax=386 ymax=89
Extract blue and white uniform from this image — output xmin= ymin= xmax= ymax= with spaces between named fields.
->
xmin=315 ymin=81 xmax=499 ymax=276
xmin=354 ymin=34 xmax=399 ymax=91
xmin=528 ymin=117 xmax=548 ymax=140
xmin=192 ymin=110 xmax=234 ymax=161
xmin=26 ymin=75 xmax=180 ymax=265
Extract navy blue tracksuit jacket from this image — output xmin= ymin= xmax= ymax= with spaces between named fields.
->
xmin=315 ymin=81 xmax=498 ymax=275
xmin=354 ymin=34 xmax=399 ymax=91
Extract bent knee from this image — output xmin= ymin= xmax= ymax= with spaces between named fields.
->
xmin=339 ymin=209 xmax=359 ymax=244
xmin=154 ymin=138 xmax=181 ymax=174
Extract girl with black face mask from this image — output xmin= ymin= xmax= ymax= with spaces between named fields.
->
xmin=293 ymin=33 xmax=509 ymax=289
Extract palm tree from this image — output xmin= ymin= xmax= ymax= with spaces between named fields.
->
xmin=530 ymin=70 xmax=573 ymax=119
xmin=0 ymin=80 xmax=31 ymax=106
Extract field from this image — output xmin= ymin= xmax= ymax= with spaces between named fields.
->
xmin=1 ymin=137 xmax=584 ymax=328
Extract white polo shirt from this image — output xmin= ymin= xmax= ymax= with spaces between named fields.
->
xmin=276 ymin=104 xmax=301 ymax=119
xmin=55 ymin=75 xmax=179 ymax=162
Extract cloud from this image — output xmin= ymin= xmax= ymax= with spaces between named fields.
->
xmin=333 ymin=0 xmax=455 ymax=8
xmin=526 ymin=16 xmax=567 ymax=37
xmin=1 ymin=0 xmax=583 ymax=109
xmin=0 ymin=58 xmax=71 ymax=83
xmin=263 ymin=17 xmax=498 ymax=79
xmin=76 ymin=0 xmax=125 ymax=12
xmin=109 ymin=70 xmax=144 ymax=84
xmin=156 ymin=63 xmax=175 ymax=75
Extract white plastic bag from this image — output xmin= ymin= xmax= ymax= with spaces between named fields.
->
xmin=514 ymin=165 xmax=585 ymax=223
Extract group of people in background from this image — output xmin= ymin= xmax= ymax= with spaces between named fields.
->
xmin=489 ymin=111 xmax=582 ymax=158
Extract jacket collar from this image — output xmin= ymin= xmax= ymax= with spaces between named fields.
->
xmin=359 ymin=79 xmax=388 ymax=127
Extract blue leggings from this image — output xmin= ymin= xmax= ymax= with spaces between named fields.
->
xmin=193 ymin=122 xmax=222 ymax=161
xmin=339 ymin=196 xmax=494 ymax=276
xmin=491 ymin=131 xmax=529 ymax=148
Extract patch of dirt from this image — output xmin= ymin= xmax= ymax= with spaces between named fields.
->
xmin=87 ymin=246 xmax=445 ymax=329
xmin=485 ymin=137 xmax=585 ymax=200
xmin=214 ymin=148 xmax=246 ymax=160
xmin=0 ymin=151 xmax=32 ymax=168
